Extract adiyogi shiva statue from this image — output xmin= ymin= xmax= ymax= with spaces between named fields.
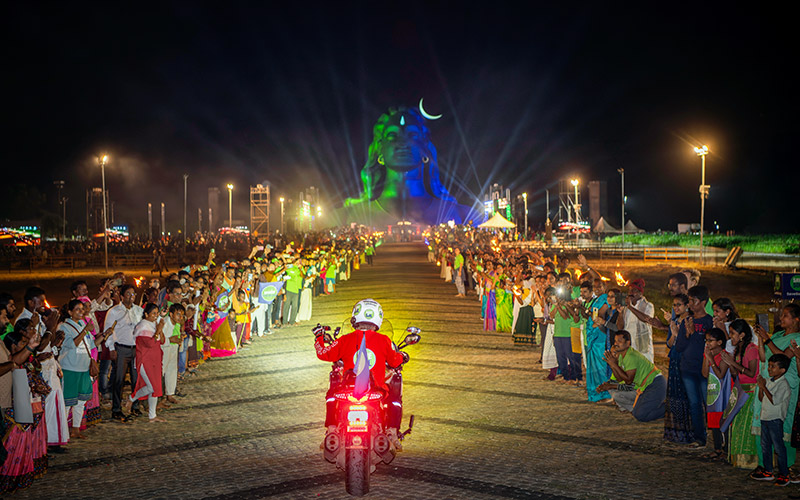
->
xmin=343 ymin=100 xmax=468 ymax=226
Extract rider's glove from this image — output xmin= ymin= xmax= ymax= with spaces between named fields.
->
xmin=312 ymin=324 xmax=325 ymax=338
xmin=401 ymin=351 xmax=410 ymax=364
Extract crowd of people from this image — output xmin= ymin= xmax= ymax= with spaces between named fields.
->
xmin=430 ymin=225 xmax=800 ymax=488
xmin=0 ymin=229 xmax=378 ymax=494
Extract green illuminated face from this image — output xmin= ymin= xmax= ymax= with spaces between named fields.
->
xmin=381 ymin=123 xmax=424 ymax=172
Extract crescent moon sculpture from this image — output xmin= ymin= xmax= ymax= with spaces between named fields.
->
xmin=419 ymin=98 xmax=442 ymax=120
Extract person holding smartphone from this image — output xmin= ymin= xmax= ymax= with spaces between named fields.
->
xmin=58 ymin=300 xmax=102 ymax=439
xmin=752 ymin=303 xmax=800 ymax=475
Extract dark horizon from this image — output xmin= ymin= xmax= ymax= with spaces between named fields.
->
xmin=3 ymin=2 xmax=795 ymax=235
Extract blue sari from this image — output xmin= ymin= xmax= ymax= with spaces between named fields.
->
xmin=584 ymin=295 xmax=610 ymax=402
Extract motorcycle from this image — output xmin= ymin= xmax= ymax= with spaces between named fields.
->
xmin=316 ymin=321 xmax=420 ymax=496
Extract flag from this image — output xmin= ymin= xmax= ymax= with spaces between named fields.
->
xmin=258 ymin=281 xmax=285 ymax=304
xmin=353 ymin=333 xmax=370 ymax=399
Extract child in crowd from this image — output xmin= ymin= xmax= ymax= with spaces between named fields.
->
xmin=702 ymin=327 xmax=730 ymax=460
xmin=751 ymin=353 xmax=791 ymax=486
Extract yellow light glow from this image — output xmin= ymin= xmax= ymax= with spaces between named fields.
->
xmin=694 ymin=145 xmax=709 ymax=156
xmin=227 ymin=183 xmax=234 ymax=190
xmin=279 ymin=197 xmax=285 ymax=203
xmin=614 ymin=271 xmax=629 ymax=287
xmin=522 ymin=192 xmax=527 ymax=199
xmin=101 ymin=155 xmax=108 ymax=163
xmin=570 ymin=178 xmax=579 ymax=186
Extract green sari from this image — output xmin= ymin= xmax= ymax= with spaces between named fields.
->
xmin=496 ymin=289 xmax=513 ymax=333
xmin=729 ymin=383 xmax=758 ymax=468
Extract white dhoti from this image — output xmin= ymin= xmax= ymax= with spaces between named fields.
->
xmin=42 ymin=361 xmax=69 ymax=445
xmin=541 ymin=324 xmax=558 ymax=370
xmin=161 ymin=344 xmax=179 ymax=396
xmin=297 ymin=288 xmax=313 ymax=322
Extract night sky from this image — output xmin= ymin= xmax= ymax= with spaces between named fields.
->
xmin=3 ymin=2 xmax=795 ymax=234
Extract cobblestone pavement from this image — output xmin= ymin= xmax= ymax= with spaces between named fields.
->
xmin=13 ymin=243 xmax=796 ymax=499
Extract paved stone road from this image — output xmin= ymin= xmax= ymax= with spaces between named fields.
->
xmin=14 ymin=243 xmax=794 ymax=499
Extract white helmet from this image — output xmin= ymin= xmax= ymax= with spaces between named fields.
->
xmin=351 ymin=299 xmax=383 ymax=330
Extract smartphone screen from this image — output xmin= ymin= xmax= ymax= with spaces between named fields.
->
xmin=757 ymin=313 xmax=769 ymax=332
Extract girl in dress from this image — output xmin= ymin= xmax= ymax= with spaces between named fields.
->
xmin=722 ymin=319 xmax=759 ymax=468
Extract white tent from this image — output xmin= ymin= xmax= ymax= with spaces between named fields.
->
xmin=624 ymin=219 xmax=645 ymax=234
xmin=478 ymin=213 xmax=516 ymax=229
xmin=593 ymin=217 xmax=620 ymax=234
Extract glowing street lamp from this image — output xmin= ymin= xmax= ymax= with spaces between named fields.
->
xmin=694 ymin=145 xmax=710 ymax=261
xmin=570 ymin=178 xmax=580 ymax=246
xmin=226 ymin=184 xmax=234 ymax=229
xmin=522 ymin=192 xmax=528 ymax=239
xmin=279 ymin=197 xmax=285 ymax=233
xmin=98 ymin=154 xmax=109 ymax=273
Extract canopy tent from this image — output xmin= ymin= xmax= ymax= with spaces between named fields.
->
xmin=593 ymin=217 xmax=620 ymax=234
xmin=624 ymin=219 xmax=645 ymax=233
xmin=478 ymin=213 xmax=516 ymax=229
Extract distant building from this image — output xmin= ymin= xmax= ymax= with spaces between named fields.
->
xmin=296 ymin=186 xmax=321 ymax=231
xmin=484 ymin=183 xmax=512 ymax=222
xmin=87 ymin=187 xmax=105 ymax=236
xmin=588 ymin=180 xmax=608 ymax=228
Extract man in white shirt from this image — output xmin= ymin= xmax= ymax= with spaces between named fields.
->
xmin=621 ymin=278 xmax=655 ymax=362
xmin=104 ymin=285 xmax=143 ymax=421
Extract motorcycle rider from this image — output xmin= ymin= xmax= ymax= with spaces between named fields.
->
xmin=314 ymin=298 xmax=407 ymax=447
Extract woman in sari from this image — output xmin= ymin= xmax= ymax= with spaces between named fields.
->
xmin=0 ymin=320 xmax=48 ymax=494
xmin=513 ymin=275 xmax=534 ymax=341
xmin=721 ymin=319 xmax=759 ymax=468
xmin=582 ymin=282 xmax=610 ymax=403
xmin=752 ymin=304 xmax=800 ymax=472
xmin=127 ymin=304 xmax=166 ymax=422
xmin=495 ymin=279 xmax=513 ymax=333
xmin=662 ymin=294 xmax=694 ymax=444
xmin=480 ymin=264 xmax=497 ymax=331
xmin=208 ymin=290 xmax=236 ymax=357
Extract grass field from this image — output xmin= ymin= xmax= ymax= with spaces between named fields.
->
xmin=604 ymin=233 xmax=800 ymax=254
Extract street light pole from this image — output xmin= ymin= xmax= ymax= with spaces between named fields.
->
xmin=99 ymin=155 xmax=109 ymax=273
xmin=279 ymin=197 xmax=285 ymax=233
xmin=545 ymin=189 xmax=550 ymax=222
xmin=617 ymin=168 xmax=625 ymax=246
xmin=694 ymin=145 xmax=710 ymax=262
xmin=148 ymin=203 xmax=152 ymax=240
xmin=62 ymin=197 xmax=68 ymax=240
xmin=522 ymin=192 xmax=528 ymax=239
xmin=226 ymin=184 xmax=234 ymax=229
xmin=161 ymin=202 xmax=165 ymax=239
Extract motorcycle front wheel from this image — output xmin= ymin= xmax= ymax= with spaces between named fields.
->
xmin=345 ymin=448 xmax=370 ymax=496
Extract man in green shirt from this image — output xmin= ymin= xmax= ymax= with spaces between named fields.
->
xmin=453 ymin=248 xmax=465 ymax=297
xmin=597 ymin=330 xmax=666 ymax=422
xmin=281 ymin=257 xmax=304 ymax=326
xmin=365 ymin=243 xmax=374 ymax=266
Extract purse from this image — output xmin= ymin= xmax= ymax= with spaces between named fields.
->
xmin=70 ymin=320 xmax=100 ymax=379
xmin=84 ymin=339 xmax=100 ymax=379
